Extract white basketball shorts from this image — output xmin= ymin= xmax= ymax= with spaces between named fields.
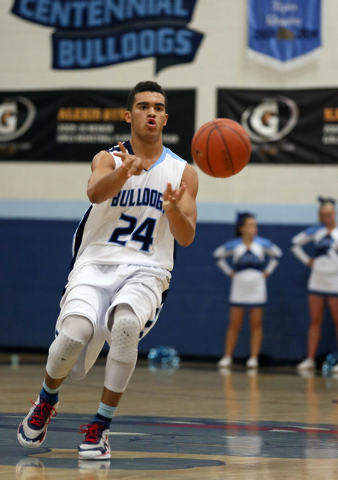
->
xmin=55 ymin=263 xmax=171 ymax=380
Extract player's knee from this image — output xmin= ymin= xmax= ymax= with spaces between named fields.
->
xmin=49 ymin=330 xmax=84 ymax=363
xmin=109 ymin=316 xmax=140 ymax=364
xmin=62 ymin=315 xmax=94 ymax=345
xmin=46 ymin=320 xmax=91 ymax=379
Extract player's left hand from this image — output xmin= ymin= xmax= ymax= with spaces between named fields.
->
xmin=163 ymin=182 xmax=186 ymax=212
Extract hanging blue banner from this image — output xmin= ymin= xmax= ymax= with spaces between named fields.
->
xmin=248 ymin=0 xmax=321 ymax=70
xmin=10 ymin=0 xmax=203 ymax=73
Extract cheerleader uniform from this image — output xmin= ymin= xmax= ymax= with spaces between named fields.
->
xmin=213 ymin=236 xmax=282 ymax=306
xmin=291 ymin=225 xmax=338 ymax=296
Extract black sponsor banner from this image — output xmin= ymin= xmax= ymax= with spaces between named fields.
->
xmin=0 ymin=89 xmax=195 ymax=162
xmin=218 ymin=88 xmax=338 ymax=164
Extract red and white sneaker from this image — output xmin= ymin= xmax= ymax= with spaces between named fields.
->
xmin=17 ymin=395 xmax=59 ymax=448
xmin=78 ymin=422 xmax=111 ymax=460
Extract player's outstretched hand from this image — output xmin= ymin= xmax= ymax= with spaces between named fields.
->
xmin=163 ymin=182 xmax=186 ymax=212
xmin=114 ymin=142 xmax=151 ymax=177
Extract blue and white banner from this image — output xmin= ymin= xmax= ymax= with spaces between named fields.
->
xmin=11 ymin=0 xmax=204 ymax=73
xmin=248 ymin=0 xmax=321 ymax=71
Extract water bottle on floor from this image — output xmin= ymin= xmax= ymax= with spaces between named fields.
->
xmin=322 ymin=352 xmax=338 ymax=375
xmin=147 ymin=346 xmax=180 ymax=370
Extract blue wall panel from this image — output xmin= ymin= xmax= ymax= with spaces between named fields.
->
xmin=1 ymin=219 xmax=75 ymax=348
xmin=1 ymin=219 xmax=337 ymax=361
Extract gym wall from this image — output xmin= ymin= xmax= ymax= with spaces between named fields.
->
xmin=1 ymin=0 xmax=338 ymax=360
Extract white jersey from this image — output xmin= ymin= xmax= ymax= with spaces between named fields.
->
xmin=213 ymin=236 xmax=282 ymax=306
xmin=72 ymin=141 xmax=187 ymax=272
xmin=291 ymin=224 xmax=338 ymax=295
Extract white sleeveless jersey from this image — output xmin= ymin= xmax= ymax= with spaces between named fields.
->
xmin=71 ymin=141 xmax=187 ymax=272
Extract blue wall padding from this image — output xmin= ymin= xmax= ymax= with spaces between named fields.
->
xmin=1 ymin=219 xmax=336 ymax=361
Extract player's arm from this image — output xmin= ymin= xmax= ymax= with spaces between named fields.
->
xmin=87 ymin=143 xmax=147 ymax=204
xmin=163 ymin=164 xmax=198 ymax=247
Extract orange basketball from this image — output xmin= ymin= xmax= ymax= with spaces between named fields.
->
xmin=191 ymin=118 xmax=251 ymax=178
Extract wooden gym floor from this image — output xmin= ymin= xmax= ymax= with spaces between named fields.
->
xmin=1 ymin=358 xmax=338 ymax=479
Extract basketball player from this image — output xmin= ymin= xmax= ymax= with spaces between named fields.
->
xmin=17 ymin=81 xmax=198 ymax=460
xmin=214 ymin=212 xmax=282 ymax=369
xmin=291 ymin=197 xmax=338 ymax=371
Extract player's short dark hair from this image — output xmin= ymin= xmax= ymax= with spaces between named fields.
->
xmin=127 ymin=81 xmax=167 ymax=112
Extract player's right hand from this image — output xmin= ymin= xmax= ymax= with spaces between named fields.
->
xmin=114 ymin=142 xmax=151 ymax=178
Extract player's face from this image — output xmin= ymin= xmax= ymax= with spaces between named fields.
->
xmin=320 ymin=204 xmax=336 ymax=228
xmin=125 ymin=91 xmax=168 ymax=141
xmin=241 ymin=218 xmax=258 ymax=239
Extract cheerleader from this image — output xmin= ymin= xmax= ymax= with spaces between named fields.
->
xmin=214 ymin=212 xmax=282 ymax=369
xmin=291 ymin=197 xmax=338 ymax=370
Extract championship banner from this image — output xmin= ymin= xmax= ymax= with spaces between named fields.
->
xmin=0 ymin=89 xmax=195 ymax=162
xmin=248 ymin=0 xmax=321 ymax=71
xmin=218 ymin=88 xmax=338 ymax=164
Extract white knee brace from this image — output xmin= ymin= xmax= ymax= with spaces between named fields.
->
xmin=46 ymin=330 xmax=84 ymax=379
xmin=46 ymin=316 xmax=93 ymax=379
xmin=104 ymin=305 xmax=141 ymax=392
xmin=109 ymin=315 xmax=140 ymax=364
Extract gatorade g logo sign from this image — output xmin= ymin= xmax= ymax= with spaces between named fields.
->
xmin=0 ymin=96 xmax=36 ymax=141
xmin=218 ymin=88 xmax=338 ymax=164
xmin=241 ymin=96 xmax=299 ymax=143
xmin=11 ymin=0 xmax=204 ymax=73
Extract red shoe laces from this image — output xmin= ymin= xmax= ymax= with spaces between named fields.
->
xmin=79 ymin=423 xmax=105 ymax=443
xmin=29 ymin=399 xmax=57 ymax=427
